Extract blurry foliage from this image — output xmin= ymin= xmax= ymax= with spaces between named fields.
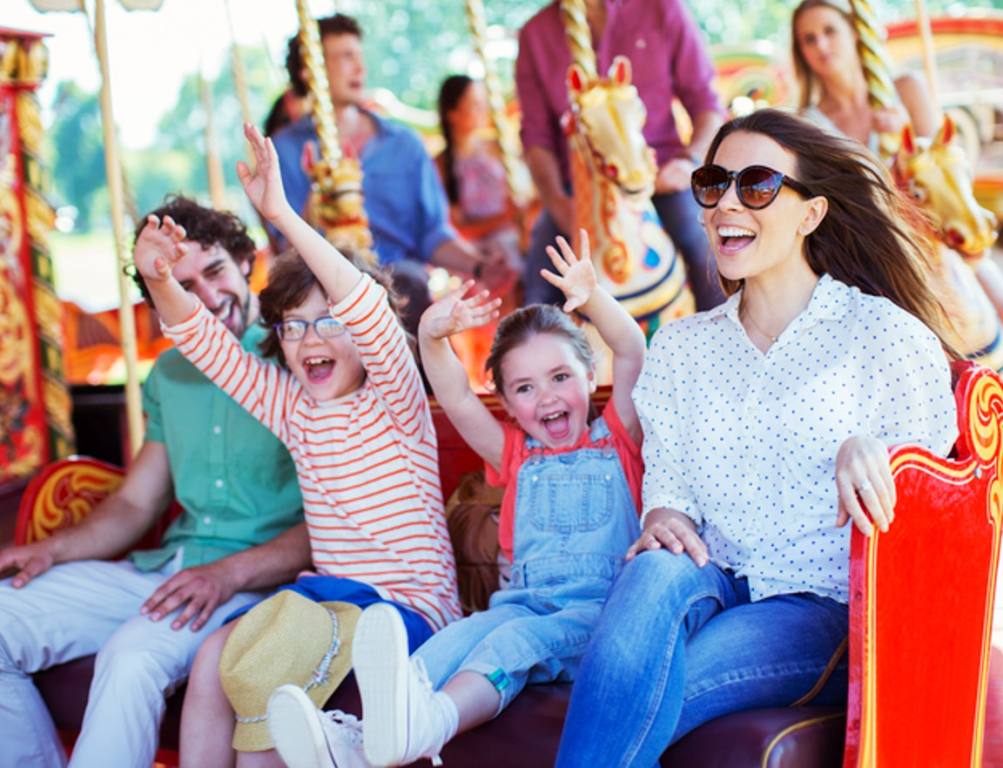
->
xmin=44 ymin=0 xmax=1002 ymax=233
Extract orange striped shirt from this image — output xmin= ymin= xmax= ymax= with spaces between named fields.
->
xmin=164 ymin=275 xmax=461 ymax=630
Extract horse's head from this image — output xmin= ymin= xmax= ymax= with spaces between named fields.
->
xmin=566 ymin=55 xmax=656 ymax=199
xmin=896 ymin=115 xmax=998 ymax=259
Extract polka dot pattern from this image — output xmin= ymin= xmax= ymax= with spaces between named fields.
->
xmin=633 ymin=274 xmax=957 ymax=603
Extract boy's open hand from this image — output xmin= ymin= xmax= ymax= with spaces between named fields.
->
xmin=541 ymin=229 xmax=596 ymax=313
xmin=134 ymin=214 xmax=188 ymax=282
xmin=237 ymin=123 xmax=289 ymax=223
xmin=419 ymin=279 xmax=502 ymax=341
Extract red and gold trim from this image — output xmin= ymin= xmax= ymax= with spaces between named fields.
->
xmin=848 ymin=363 xmax=1003 ymax=767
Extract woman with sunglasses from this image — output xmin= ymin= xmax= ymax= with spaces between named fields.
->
xmin=554 ymin=108 xmax=957 ymax=766
xmin=791 ymin=0 xmax=936 ymax=152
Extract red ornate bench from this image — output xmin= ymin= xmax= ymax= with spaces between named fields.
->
xmin=16 ymin=365 xmax=1002 ymax=766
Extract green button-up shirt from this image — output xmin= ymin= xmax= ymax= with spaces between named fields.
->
xmin=129 ymin=323 xmax=302 ymax=571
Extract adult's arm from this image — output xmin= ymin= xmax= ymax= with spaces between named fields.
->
xmin=894 ymin=72 xmax=938 ymax=139
xmin=0 ymin=441 xmax=173 ymax=587
xmin=525 ymin=146 xmax=574 ymax=234
xmin=141 ymin=521 xmax=311 ymax=631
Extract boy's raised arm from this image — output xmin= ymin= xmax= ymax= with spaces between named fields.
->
xmin=133 ymin=214 xmax=199 ymax=325
xmin=237 ymin=123 xmax=361 ymax=304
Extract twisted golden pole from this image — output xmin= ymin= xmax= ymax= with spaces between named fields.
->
xmin=294 ymin=0 xmax=376 ymax=263
xmin=559 ymin=0 xmax=597 ymax=80
xmin=464 ymin=0 xmax=523 ymax=206
xmin=294 ymin=0 xmax=341 ymax=164
xmin=848 ymin=0 xmax=899 ymax=157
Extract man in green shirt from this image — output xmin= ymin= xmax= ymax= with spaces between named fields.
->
xmin=0 ymin=196 xmax=306 ymax=768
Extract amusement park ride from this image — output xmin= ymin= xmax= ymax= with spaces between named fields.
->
xmin=1 ymin=0 xmax=1002 ymax=765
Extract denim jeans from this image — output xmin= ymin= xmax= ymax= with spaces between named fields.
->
xmin=523 ymin=190 xmax=724 ymax=311
xmin=555 ymin=550 xmax=848 ymax=768
xmin=416 ymin=416 xmax=639 ymax=715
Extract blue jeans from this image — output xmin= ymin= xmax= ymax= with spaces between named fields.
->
xmin=523 ymin=190 xmax=724 ymax=311
xmin=555 ymin=551 xmax=848 ymax=768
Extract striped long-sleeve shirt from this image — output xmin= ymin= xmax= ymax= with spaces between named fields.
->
xmin=163 ymin=275 xmax=461 ymax=630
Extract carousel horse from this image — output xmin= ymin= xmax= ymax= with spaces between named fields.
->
xmin=565 ymin=55 xmax=694 ymax=339
xmin=895 ymin=115 xmax=1003 ymax=370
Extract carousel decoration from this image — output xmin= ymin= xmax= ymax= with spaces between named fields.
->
xmin=0 ymin=29 xmax=73 ymax=482
xmin=463 ymin=0 xmax=531 ymax=211
xmin=848 ymin=0 xmax=900 ymax=157
xmin=294 ymin=0 xmax=377 ymax=266
xmin=559 ymin=0 xmax=693 ymax=343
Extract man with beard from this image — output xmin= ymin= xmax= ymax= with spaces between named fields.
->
xmin=0 ymin=196 xmax=306 ymax=768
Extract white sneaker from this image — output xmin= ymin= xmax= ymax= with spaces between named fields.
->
xmin=352 ymin=604 xmax=447 ymax=767
xmin=267 ymin=684 xmax=371 ymax=768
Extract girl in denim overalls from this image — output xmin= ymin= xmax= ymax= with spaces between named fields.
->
xmin=267 ymin=231 xmax=646 ymax=768
xmin=367 ymin=231 xmax=644 ymax=767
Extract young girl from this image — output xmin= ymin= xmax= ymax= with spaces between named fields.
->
xmin=133 ymin=123 xmax=460 ymax=767
xmin=267 ymin=230 xmax=647 ymax=767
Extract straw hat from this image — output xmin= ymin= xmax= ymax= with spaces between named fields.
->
xmin=219 ymin=590 xmax=361 ymax=751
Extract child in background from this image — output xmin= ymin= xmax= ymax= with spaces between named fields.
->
xmin=268 ymin=230 xmax=646 ymax=768
xmin=133 ymin=123 xmax=460 ymax=766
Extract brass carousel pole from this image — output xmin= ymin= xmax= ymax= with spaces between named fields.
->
xmin=199 ymin=68 xmax=226 ymax=210
xmin=224 ymin=0 xmax=254 ymax=158
xmin=848 ymin=0 xmax=900 ymax=158
xmin=94 ymin=0 xmax=143 ymax=455
xmin=294 ymin=0 xmax=377 ymax=263
xmin=559 ymin=0 xmax=598 ymax=80
xmin=464 ymin=0 xmax=526 ymax=210
xmin=913 ymin=0 xmax=941 ymax=113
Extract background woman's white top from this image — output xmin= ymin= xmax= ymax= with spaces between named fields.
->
xmin=634 ymin=274 xmax=957 ymax=603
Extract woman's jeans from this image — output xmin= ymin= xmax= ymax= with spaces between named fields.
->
xmin=555 ymin=550 xmax=848 ymax=768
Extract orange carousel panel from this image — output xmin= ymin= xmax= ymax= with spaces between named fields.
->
xmin=15 ymin=457 xmax=124 ymax=545
xmin=845 ymin=361 xmax=1002 ymax=768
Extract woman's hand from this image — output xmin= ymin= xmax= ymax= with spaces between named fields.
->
xmin=871 ymin=105 xmax=910 ymax=137
xmin=418 ymin=279 xmax=502 ymax=341
xmin=133 ymin=214 xmax=187 ymax=283
xmin=542 ymin=230 xmax=597 ymax=313
xmin=237 ymin=123 xmax=292 ymax=223
xmin=626 ymin=508 xmax=709 ymax=567
xmin=835 ymin=435 xmax=896 ymax=536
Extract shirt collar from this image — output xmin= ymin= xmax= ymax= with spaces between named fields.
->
xmin=708 ymin=273 xmax=851 ymax=331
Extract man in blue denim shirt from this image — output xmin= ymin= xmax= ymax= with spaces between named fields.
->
xmin=272 ymin=14 xmax=518 ymax=330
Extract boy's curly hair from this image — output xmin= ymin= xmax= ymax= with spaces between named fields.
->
xmin=258 ymin=248 xmax=411 ymax=368
xmin=131 ymin=195 xmax=256 ymax=305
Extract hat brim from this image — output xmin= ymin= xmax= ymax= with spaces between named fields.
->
xmin=224 ymin=599 xmax=361 ymax=752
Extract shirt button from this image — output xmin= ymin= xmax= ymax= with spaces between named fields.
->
xmin=531 ymin=475 xmax=539 ymax=483
xmin=215 ymin=479 xmax=224 ymax=488
xmin=213 ymin=425 xmax=222 ymax=435
xmin=203 ymin=516 xmax=212 ymax=525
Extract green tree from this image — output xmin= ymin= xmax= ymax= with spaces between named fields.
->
xmin=47 ymin=81 xmax=106 ymax=231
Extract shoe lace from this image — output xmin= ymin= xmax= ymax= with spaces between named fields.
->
xmin=323 ymin=708 xmax=364 ymax=748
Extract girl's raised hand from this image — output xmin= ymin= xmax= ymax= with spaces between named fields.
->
xmin=133 ymin=215 xmax=188 ymax=282
xmin=541 ymin=229 xmax=597 ymax=313
xmin=237 ymin=123 xmax=289 ymax=223
xmin=419 ymin=280 xmax=502 ymax=341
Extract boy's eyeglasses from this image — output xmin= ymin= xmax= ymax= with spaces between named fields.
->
xmin=691 ymin=164 xmax=812 ymax=210
xmin=274 ymin=317 xmax=347 ymax=341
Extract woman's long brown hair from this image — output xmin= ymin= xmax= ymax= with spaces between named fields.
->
xmin=704 ymin=109 xmax=953 ymax=351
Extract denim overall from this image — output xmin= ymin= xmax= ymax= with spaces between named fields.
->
xmin=416 ymin=416 xmax=640 ymax=712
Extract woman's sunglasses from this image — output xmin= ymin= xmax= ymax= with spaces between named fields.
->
xmin=691 ymin=164 xmax=812 ymax=210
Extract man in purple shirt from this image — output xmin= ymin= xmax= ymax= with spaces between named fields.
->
xmin=516 ymin=0 xmax=726 ymax=310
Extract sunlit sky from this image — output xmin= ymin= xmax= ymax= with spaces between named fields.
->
xmin=5 ymin=0 xmax=344 ymax=147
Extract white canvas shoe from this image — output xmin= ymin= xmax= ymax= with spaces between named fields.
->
xmin=352 ymin=603 xmax=448 ymax=767
xmin=267 ymin=684 xmax=371 ymax=768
